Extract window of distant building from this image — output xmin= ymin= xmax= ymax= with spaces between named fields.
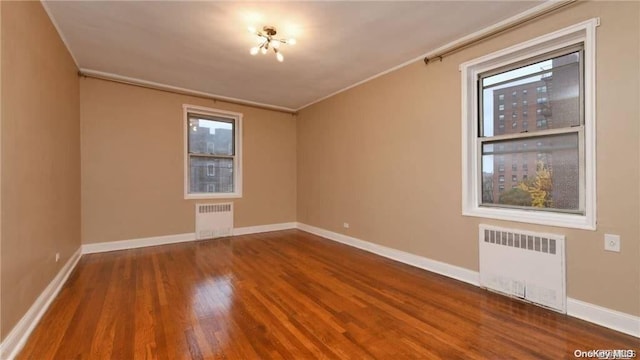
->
xmin=498 ymin=94 xmax=505 ymax=101
xmin=460 ymin=19 xmax=597 ymax=230
xmin=184 ymin=104 xmax=242 ymax=199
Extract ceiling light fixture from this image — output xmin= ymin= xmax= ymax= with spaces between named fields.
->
xmin=249 ymin=26 xmax=296 ymax=62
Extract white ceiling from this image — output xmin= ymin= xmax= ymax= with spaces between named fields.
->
xmin=43 ymin=1 xmax=544 ymax=111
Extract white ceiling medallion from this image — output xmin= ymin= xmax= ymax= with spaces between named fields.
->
xmin=248 ymin=26 xmax=297 ymax=62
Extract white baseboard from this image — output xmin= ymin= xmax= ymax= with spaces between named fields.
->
xmin=82 ymin=233 xmax=196 ymax=254
xmin=567 ymin=298 xmax=640 ymax=337
xmin=233 ymin=222 xmax=297 ymax=236
xmin=295 ymin=222 xmax=639 ymax=338
xmin=0 ymin=248 xmax=82 ymax=360
xmin=82 ymin=222 xmax=299 ymax=254
xmin=295 ymin=223 xmax=479 ymax=286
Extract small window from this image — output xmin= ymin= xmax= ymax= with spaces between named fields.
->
xmin=512 ymin=175 xmax=517 ymax=182
xmin=512 ymin=164 xmax=518 ymax=171
xmin=498 ymin=104 xmax=504 ymax=111
xmin=184 ymin=105 xmax=242 ymax=199
xmin=498 ymin=94 xmax=505 ymax=101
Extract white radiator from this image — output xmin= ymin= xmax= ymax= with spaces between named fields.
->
xmin=195 ymin=203 xmax=233 ymax=240
xmin=479 ymin=224 xmax=566 ymax=313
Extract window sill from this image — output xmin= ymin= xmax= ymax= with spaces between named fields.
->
xmin=462 ymin=206 xmax=596 ymax=230
xmin=185 ymin=193 xmax=242 ymax=200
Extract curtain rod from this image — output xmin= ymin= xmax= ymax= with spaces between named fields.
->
xmin=77 ymin=71 xmax=298 ymax=116
xmin=424 ymin=0 xmax=578 ymax=65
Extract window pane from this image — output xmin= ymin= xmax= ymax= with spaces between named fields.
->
xmin=481 ymin=51 xmax=581 ymax=137
xmin=481 ymin=133 xmax=580 ymax=212
xmin=189 ymin=156 xmax=234 ymax=193
xmin=188 ymin=115 xmax=234 ymax=155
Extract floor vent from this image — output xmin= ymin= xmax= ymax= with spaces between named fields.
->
xmin=195 ymin=203 xmax=233 ymax=240
xmin=479 ymin=224 xmax=566 ymax=313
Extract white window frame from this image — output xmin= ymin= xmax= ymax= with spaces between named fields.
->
xmin=183 ymin=104 xmax=243 ymax=199
xmin=460 ymin=19 xmax=598 ymax=230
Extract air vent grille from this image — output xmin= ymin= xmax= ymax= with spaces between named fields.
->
xmin=198 ymin=203 xmax=232 ymax=214
xmin=483 ymin=229 xmax=556 ymax=255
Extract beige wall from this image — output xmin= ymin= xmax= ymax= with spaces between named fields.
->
xmin=80 ymin=78 xmax=297 ymax=244
xmin=1 ymin=1 xmax=81 ymax=340
xmin=297 ymin=1 xmax=640 ymax=316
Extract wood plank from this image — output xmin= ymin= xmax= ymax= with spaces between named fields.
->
xmin=17 ymin=230 xmax=639 ymax=359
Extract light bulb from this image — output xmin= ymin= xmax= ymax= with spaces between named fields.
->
xmin=250 ymin=47 xmax=259 ymax=55
xmin=276 ymin=52 xmax=284 ymax=62
xmin=288 ymin=38 xmax=297 ymax=45
xmin=261 ymin=47 xmax=267 ymax=55
xmin=248 ymin=26 xmax=256 ymax=34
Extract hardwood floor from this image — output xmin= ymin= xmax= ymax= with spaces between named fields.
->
xmin=18 ymin=229 xmax=638 ymax=359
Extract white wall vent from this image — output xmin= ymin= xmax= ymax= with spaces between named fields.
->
xmin=479 ymin=224 xmax=566 ymax=313
xmin=195 ymin=203 xmax=233 ymax=240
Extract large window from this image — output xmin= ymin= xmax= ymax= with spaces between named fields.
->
xmin=461 ymin=19 xmax=598 ymax=230
xmin=184 ymin=105 xmax=242 ymax=199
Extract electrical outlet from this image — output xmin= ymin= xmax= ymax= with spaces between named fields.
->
xmin=604 ymin=234 xmax=620 ymax=252
xmin=343 ymin=222 xmax=350 ymax=229
xmin=55 ymin=252 xmax=60 ymax=262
